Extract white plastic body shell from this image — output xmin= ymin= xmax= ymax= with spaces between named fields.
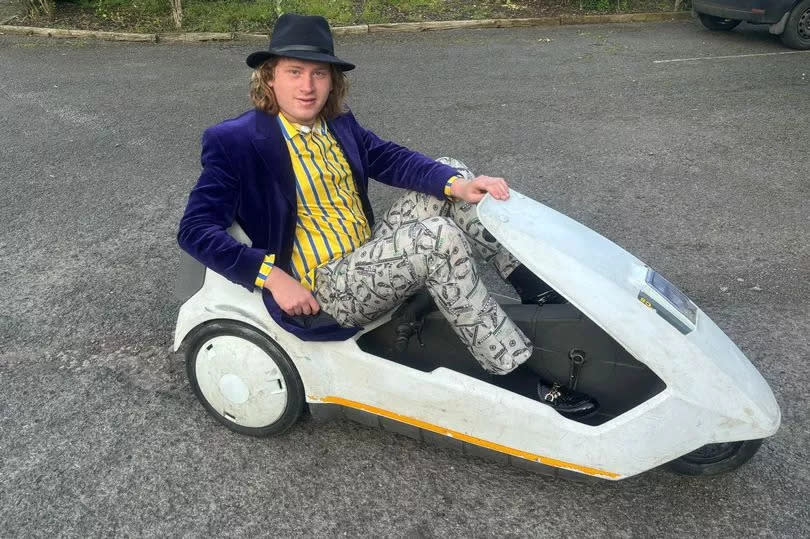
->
xmin=174 ymin=192 xmax=780 ymax=480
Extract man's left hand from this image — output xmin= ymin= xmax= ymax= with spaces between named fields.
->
xmin=450 ymin=175 xmax=510 ymax=203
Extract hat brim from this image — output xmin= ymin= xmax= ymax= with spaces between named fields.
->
xmin=246 ymin=49 xmax=355 ymax=71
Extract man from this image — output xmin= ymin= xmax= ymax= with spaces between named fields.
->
xmin=178 ymin=14 xmax=595 ymax=417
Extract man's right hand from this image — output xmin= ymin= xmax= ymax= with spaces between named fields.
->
xmin=263 ymin=268 xmax=321 ymax=316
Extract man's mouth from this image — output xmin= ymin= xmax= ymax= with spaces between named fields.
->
xmin=298 ymin=98 xmax=316 ymax=106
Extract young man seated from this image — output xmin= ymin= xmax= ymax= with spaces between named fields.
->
xmin=177 ymin=14 xmax=596 ymax=418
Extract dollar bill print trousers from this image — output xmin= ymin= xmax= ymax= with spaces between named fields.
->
xmin=313 ymin=158 xmax=533 ymax=374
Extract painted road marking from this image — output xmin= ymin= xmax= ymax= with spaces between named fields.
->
xmin=654 ymin=50 xmax=810 ymax=63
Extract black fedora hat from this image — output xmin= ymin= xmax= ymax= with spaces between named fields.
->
xmin=246 ymin=14 xmax=355 ymax=71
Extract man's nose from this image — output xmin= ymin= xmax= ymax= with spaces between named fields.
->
xmin=300 ymin=75 xmax=315 ymax=92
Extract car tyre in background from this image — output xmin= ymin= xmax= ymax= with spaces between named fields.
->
xmin=667 ymin=439 xmax=764 ymax=475
xmin=697 ymin=12 xmax=743 ymax=30
xmin=185 ymin=320 xmax=305 ymax=437
xmin=781 ymin=0 xmax=810 ymax=49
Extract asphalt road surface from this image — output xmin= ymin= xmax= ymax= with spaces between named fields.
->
xmin=1 ymin=20 xmax=808 ymax=537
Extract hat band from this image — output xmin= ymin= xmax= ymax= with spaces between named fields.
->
xmin=272 ymin=44 xmax=333 ymax=55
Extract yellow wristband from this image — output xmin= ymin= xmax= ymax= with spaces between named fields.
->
xmin=444 ymin=175 xmax=459 ymax=199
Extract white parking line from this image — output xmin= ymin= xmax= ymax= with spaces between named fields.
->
xmin=653 ymin=50 xmax=810 ymax=63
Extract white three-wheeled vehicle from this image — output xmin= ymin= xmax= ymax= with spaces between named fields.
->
xmin=174 ymin=191 xmax=780 ymax=481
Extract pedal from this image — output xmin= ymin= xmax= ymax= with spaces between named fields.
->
xmin=568 ymin=349 xmax=587 ymax=390
xmin=395 ymin=320 xmax=424 ymax=352
xmin=392 ymin=291 xmax=435 ymax=353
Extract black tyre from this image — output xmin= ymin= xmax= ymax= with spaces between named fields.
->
xmin=667 ymin=439 xmax=764 ymax=476
xmin=697 ymin=12 xmax=742 ymax=30
xmin=781 ymin=0 xmax=810 ymax=50
xmin=185 ymin=320 xmax=305 ymax=437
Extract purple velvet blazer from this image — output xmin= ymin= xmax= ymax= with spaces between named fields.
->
xmin=177 ymin=108 xmax=459 ymax=341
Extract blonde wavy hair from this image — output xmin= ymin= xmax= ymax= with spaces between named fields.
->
xmin=249 ymin=57 xmax=349 ymax=120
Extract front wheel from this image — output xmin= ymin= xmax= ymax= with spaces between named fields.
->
xmin=697 ymin=12 xmax=742 ymax=30
xmin=667 ymin=439 xmax=764 ymax=476
xmin=185 ymin=320 xmax=305 ymax=437
xmin=780 ymin=0 xmax=810 ymax=50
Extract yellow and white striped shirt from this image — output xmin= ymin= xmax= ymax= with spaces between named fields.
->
xmin=277 ymin=113 xmax=372 ymax=290
xmin=254 ymin=113 xmax=460 ymax=292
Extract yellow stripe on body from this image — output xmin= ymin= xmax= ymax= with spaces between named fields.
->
xmin=310 ymin=395 xmax=621 ymax=479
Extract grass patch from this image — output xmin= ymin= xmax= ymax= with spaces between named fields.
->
xmin=183 ymin=0 xmax=278 ymax=33
xmin=28 ymin=0 xmax=688 ymax=33
xmin=361 ymin=0 xmax=443 ymax=24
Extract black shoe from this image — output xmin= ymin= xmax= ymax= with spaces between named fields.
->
xmin=506 ymin=265 xmax=566 ymax=305
xmin=393 ymin=291 xmax=435 ymax=352
xmin=537 ymin=381 xmax=598 ymax=418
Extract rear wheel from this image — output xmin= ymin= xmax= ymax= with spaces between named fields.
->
xmin=667 ymin=439 xmax=763 ymax=476
xmin=185 ymin=320 xmax=305 ymax=437
xmin=697 ymin=12 xmax=742 ymax=30
xmin=781 ymin=0 xmax=810 ymax=50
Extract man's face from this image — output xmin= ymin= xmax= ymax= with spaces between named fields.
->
xmin=270 ymin=57 xmax=333 ymax=126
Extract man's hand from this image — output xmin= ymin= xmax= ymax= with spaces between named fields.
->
xmin=263 ymin=267 xmax=321 ymax=316
xmin=450 ymin=175 xmax=510 ymax=203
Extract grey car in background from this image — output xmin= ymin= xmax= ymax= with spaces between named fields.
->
xmin=693 ymin=0 xmax=810 ymax=48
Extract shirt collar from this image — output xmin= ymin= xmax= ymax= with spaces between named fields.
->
xmin=277 ymin=113 xmax=327 ymax=140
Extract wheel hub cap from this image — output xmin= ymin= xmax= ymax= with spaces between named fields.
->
xmin=799 ymin=9 xmax=810 ymax=39
xmin=195 ymin=335 xmax=288 ymax=428
xmin=218 ymin=373 xmax=250 ymax=404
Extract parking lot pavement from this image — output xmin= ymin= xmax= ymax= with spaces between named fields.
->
xmin=1 ymin=20 xmax=808 ymax=536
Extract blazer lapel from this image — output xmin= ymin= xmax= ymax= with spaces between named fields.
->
xmin=251 ymin=109 xmax=296 ymax=208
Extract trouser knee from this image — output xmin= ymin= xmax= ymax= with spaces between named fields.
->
xmin=417 ymin=216 xmax=470 ymax=256
xmin=436 ymin=156 xmax=474 ymax=180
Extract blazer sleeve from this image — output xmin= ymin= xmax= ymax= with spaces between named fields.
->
xmin=177 ymin=127 xmax=267 ymax=291
xmin=353 ymin=118 xmax=460 ymax=200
